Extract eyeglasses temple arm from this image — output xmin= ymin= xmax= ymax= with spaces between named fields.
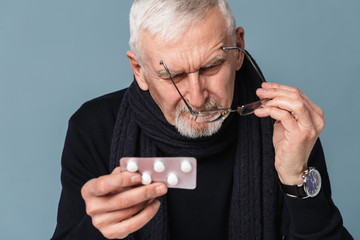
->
xmin=160 ymin=60 xmax=195 ymax=114
xmin=222 ymin=47 xmax=266 ymax=83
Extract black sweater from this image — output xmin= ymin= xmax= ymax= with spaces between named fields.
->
xmin=52 ymin=89 xmax=352 ymax=240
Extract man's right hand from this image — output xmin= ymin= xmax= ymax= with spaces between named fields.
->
xmin=81 ymin=167 xmax=168 ymax=239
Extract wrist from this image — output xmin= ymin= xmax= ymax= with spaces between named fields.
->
xmin=277 ymin=170 xmax=306 ymax=186
xmin=278 ymin=167 xmax=322 ymax=199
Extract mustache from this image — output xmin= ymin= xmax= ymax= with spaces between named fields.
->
xmin=176 ymin=98 xmax=221 ymax=118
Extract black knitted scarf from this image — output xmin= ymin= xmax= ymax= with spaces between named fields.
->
xmin=109 ymin=54 xmax=280 ymax=239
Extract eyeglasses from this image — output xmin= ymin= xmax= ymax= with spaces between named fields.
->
xmin=160 ymin=46 xmax=269 ymax=123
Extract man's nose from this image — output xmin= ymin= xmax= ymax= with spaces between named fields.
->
xmin=185 ymin=72 xmax=208 ymax=108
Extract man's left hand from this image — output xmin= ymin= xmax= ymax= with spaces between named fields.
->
xmin=254 ymin=82 xmax=325 ymax=185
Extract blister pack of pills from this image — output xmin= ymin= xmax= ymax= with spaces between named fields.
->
xmin=120 ymin=157 xmax=197 ymax=189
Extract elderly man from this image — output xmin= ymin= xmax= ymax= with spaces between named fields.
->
xmin=52 ymin=0 xmax=352 ymax=239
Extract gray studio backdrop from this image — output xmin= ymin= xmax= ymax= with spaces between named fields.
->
xmin=0 ymin=0 xmax=359 ymax=239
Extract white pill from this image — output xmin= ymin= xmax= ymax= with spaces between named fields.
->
xmin=127 ymin=160 xmax=138 ymax=172
xmin=167 ymin=173 xmax=179 ymax=186
xmin=181 ymin=160 xmax=192 ymax=173
xmin=142 ymin=172 xmax=152 ymax=185
xmin=154 ymin=160 xmax=166 ymax=173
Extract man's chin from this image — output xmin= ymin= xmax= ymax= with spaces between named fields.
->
xmin=178 ymin=114 xmax=209 ymax=129
xmin=175 ymin=115 xmax=223 ymax=139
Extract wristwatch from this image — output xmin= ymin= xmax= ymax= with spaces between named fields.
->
xmin=278 ymin=167 xmax=322 ymax=199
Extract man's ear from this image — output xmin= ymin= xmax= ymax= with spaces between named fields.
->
xmin=126 ymin=50 xmax=149 ymax=91
xmin=235 ymin=27 xmax=245 ymax=71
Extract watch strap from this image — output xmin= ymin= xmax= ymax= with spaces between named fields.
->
xmin=278 ymin=179 xmax=307 ymax=198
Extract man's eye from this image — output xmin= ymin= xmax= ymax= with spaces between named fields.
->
xmin=162 ymin=73 xmax=186 ymax=83
xmin=200 ymin=63 xmax=223 ymax=74
xmin=172 ymin=73 xmax=186 ymax=80
xmin=162 ymin=76 xmax=172 ymax=80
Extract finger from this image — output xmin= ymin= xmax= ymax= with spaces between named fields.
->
xmin=264 ymin=96 xmax=318 ymax=128
xmin=102 ymin=183 xmax=167 ymax=213
xmin=111 ymin=166 xmax=122 ymax=175
xmin=256 ymin=89 xmax=313 ymax=125
xmin=259 ymin=83 xmax=324 ymax=118
xmin=301 ymin=94 xmax=324 ymax=118
xmin=257 ymin=84 xmax=303 ymax=100
xmin=82 ymin=171 xmax=142 ymax=198
xmin=257 ymin=88 xmax=324 ymax=130
xmin=269 ymin=96 xmax=325 ymax=132
xmin=91 ymin=200 xmax=151 ymax=229
xmin=100 ymin=200 xmax=161 ymax=239
xmin=261 ymin=82 xmax=305 ymax=93
xmin=255 ymin=105 xmax=299 ymax=132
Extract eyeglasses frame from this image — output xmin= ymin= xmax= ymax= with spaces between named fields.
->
xmin=159 ymin=46 xmax=268 ymax=123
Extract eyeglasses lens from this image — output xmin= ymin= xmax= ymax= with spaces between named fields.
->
xmin=239 ymin=99 xmax=268 ymax=116
xmin=195 ymin=109 xmax=231 ymax=123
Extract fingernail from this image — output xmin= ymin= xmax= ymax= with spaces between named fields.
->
xmin=156 ymin=184 xmax=167 ymax=195
xmin=256 ymin=88 xmax=265 ymax=94
xmin=152 ymin=200 xmax=161 ymax=210
xmin=131 ymin=175 xmax=141 ymax=183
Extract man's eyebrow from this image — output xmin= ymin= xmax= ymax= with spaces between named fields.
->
xmin=157 ymin=54 xmax=227 ymax=77
xmin=201 ymin=55 xmax=226 ymax=68
xmin=157 ymin=68 xmax=183 ymax=78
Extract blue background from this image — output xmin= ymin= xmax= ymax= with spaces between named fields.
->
xmin=0 ymin=0 xmax=359 ymax=239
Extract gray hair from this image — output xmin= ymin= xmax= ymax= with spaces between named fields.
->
xmin=129 ymin=0 xmax=236 ymax=68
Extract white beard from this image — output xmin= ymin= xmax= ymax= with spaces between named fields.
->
xmin=175 ymin=98 xmax=224 ymax=138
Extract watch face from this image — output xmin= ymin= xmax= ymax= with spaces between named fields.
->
xmin=305 ymin=168 xmax=322 ymax=197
